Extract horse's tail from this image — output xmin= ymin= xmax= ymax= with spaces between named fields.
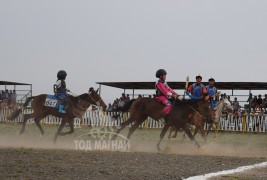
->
xmin=23 ymin=96 xmax=34 ymax=108
xmin=8 ymin=96 xmax=34 ymax=120
xmin=111 ymin=99 xmax=136 ymax=120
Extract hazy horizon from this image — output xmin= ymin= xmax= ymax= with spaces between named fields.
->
xmin=1 ymin=0 xmax=267 ymax=103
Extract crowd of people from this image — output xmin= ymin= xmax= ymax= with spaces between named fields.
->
xmin=247 ymin=93 xmax=267 ymax=112
xmin=106 ymin=93 xmax=131 ymax=112
xmin=0 ymin=89 xmax=18 ymax=109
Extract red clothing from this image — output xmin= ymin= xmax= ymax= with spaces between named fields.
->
xmin=155 ymin=80 xmax=175 ymax=116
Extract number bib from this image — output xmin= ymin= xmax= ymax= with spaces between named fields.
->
xmin=45 ymin=98 xmax=58 ymax=107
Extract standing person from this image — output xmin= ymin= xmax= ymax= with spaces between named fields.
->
xmin=247 ymin=93 xmax=253 ymax=112
xmin=262 ymin=94 xmax=267 ymax=112
xmin=232 ymin=97 xmax=240 ymax=119
xmin=257 ymin=95 xmax=263 ymax=110
xmin=205 ymin=78 xmax=217 ymax=110
xmin=55 ymin=70 xmax=69 ymax=113
xmin=187 ymin=75 xmax=209 ymax=100
xmin=155 ymin=69 xmax=179 ymax=124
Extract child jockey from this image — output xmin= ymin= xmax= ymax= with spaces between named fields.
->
xmin=155 ymin=69 xmax=179 ymax=124
xmin=205 ymin=78 xmax=217 ymax=110
xmin=55 ymin=70 xmax=69 ymax=113
xmin=187 ymin=75 xmax=209 ymax=100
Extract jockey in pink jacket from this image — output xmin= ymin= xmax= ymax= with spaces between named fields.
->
xmin=155 ymin=69 xmax=179 ymax=122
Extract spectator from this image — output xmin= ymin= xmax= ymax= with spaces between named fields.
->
xmin=112 ymin=100 xmax=118 ymax=111
xmin=262 ymin=94 xmax=267 ymax=112
xmin=257 ymin=95 xmax=263 ymax=109
xmin=148 ymin=95 xmax=152 ymax=98
xmin=232 ymin=97 xmax=240 ymax=118
xmin=106 ymin=103 xmax=112 ymax=112
xmin=153 ymin=94 xmax=156 ymax=98
xmin=126 ymin=94 xmax=130 ymax=101
xmin=227 ymin=96 xmax=232 ymax=105
xmin=0 ymin=91 xmax=2 ymax=101
xmin=138 ymin=94 xmax=142 ymax=98
xmin=11 ymin=90 xmax=17 ymax=103
xmin=252 ymin=96 xmax=258 ymax=111
xmin=3 ymin=89 xmax=9 ymax=103
xmin=121 ymin=93 xmax=127 ymax=101
xmin=247 ymin=93 xmax=253 ymax=112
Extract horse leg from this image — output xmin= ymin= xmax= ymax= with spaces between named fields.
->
xmin=193 ymin=126 xmax=199 ymax=137
xmin=126 ymin=119 xmax=145 ymax=140
xmin=168 ymin=127 xmax=173 ymax=139
xmin=59 ymin=119 xmax=74 ymax=136
xmin=19 ymin=113 xmax=34 ymax=135
xmin=157 ymin=124 xmax=170 ymax=151
xmin=183 ymin=124 xmax=201 ymax=148
xmin=54 ymin=119 xmax=67 ymax=143
xmin=111 ymin=116 xmax=135 ymax=140
xmin=194 ymin=118 xmax=207 ymax=142
xmin=34 ymin=115 xmax=46 ymax=136
xmin=173 ymin=127 xmax=179 ymax=138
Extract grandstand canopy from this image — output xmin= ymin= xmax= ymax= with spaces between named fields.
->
xmin=97 ymin=81 xmax=267 ymax=90
xmin=0 ymin=81 xmax=31 ymax=86
xmin=0 ymin=81 xmax=32 ymax=104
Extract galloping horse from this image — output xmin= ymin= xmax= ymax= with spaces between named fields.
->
xmin=169 ymin=97 xmax=233 ymax=139
xmin=112 ymin=97 xmax=213 ymax=149
xmin=8 ymin=88 xmax=107 ymax=142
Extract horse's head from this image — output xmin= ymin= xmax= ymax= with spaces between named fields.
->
xmin=221 ymin=98 xmax=233 ymax=113
xmin=198 ymin=100 xmax=213 ymax=123
xmin=88 ymin=87 xmax=107 ymax=110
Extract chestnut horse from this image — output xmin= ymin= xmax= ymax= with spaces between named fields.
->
xmin=112 ymin=98 xmax=213 ymax=149
xmin=169 ymin=97 xmax=233 ymax=139
xmin=8 ymin=88 xmax=107 ymax=142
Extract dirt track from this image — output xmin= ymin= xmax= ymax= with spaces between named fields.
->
xmin=0 ymin=123 xmax=267 ymax=179
xmin=0 ymin=148 xmax=264 ymax=180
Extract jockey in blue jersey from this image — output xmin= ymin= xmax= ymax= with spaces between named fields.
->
xmin=205 ymin=78 xmax=217 ymax=110
xmin=54 ymin=70 xmax=69 ymax=113
xmin=187 ymin=75 xmax=209 ymax=101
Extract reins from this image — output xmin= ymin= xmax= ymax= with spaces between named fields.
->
xmin=174 ymin=97 xmax=208 ymax=119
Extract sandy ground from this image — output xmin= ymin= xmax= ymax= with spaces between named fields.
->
xmin=0 ymin=123 xmax=266 ymax=179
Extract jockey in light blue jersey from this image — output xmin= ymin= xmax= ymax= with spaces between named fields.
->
xmin=205 ymin=78 xmax=217 ymax=110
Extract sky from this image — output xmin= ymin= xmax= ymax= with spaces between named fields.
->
xmin=0 ymin=0 xmax=267 ymax=103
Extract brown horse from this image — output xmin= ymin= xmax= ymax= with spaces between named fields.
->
xmin=112 ymin=98 xmax=213 ymax=150
xmin=169 ymin=97 xmax=233 ymax=139
xmin=168 ymin=111 xmax=213 ymax=140
xmin=8 ymin=88 xmax=107 ymax=142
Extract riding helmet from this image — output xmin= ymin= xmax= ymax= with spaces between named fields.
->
xmin=57 ymin=70 xmax=67 ymax=80
xmin=156 ymin=69 xmax=167 ymax=78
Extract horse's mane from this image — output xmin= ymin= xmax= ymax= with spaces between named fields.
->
xmin=77 ymin=93 xmax=89 ymax=100
xmin=67 ymin=93 xmax=89 ymax=105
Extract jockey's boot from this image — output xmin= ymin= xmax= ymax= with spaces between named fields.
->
xmin=58 ymin=105 xmax=66 ymax=113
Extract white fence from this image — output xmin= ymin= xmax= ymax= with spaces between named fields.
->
xmin=0 ymin=109 xmax=267 ymax=133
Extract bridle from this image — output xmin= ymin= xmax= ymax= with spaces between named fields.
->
xmin=176 ymin=98 xmax=210 ymax=120
xmin=88 ymin=92 xmax=103 ymax=109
